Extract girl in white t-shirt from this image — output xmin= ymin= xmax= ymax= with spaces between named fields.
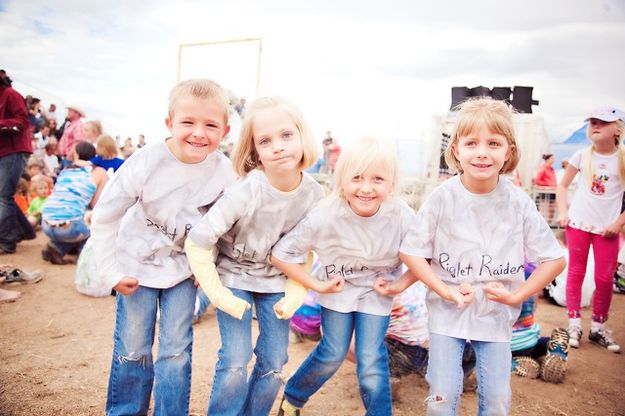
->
xmin=398 ymin=98 xmax=565 ymax=415
xmin=271 ymin=137 xmax=461 ymax=416
xmin=184 ymin=96 xmax=327 ymax=416
xmin=556 ymin=106 xmax=625 ymax=353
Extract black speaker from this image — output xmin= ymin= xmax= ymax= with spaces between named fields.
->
xmin=469 ymin=86 xmax=491 ymax=98
xmin=511 ymin=86 xmax=539 ymax=113
xmin=450 ymin=87 xmax=471 ymax=111
xmin=491 ymin=87 xmax=512 ymax=103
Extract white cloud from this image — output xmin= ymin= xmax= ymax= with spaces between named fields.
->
xmin=2 ymin=0 xmax=624 ymax=156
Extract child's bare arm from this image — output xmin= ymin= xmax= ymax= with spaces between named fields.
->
xmin=485 ymin=257 xmax=566 ymax=305
xmin=400 ymin=253 xmax=465 ymax=308
xmin=270 ymin=255 xmax=344 ymax=294
xmin=373 ymin=269 xmax=419 ymax=296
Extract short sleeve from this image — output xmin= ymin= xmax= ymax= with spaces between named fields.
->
xmin=568 ymin=149 xmax=583 ymax=170
xmin=399 ymin=190 xmax=440 ymax=258
xmin=271 ymin=215 xmax=316 ymax=264
xmin=522 ymin=195 xmax=564 ymax=263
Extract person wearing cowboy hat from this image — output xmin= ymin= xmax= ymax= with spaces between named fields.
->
xmin=57 ymin=104 xmax=86 ymax=160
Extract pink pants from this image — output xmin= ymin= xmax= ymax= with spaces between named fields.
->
xmin=566 ymin=226 xmax=618 ymax=323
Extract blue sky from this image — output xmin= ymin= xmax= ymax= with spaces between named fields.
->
xmin=2 ymin=0 xmax=624 ymax=157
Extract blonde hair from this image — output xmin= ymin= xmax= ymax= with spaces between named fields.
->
xmin=232 ymin=96 xmax=318 ymax=177
xmin=168 ymin=79 xmax=229 ymax=124
xmin=332 ymin=136 xmax=399 ymax=199
xmin=583 ymin=119 xmax=625 ymax=185
xmin=444 ymin=97 xmax=520 ymax=174
xmin=96 ymin=134 xmax=119 ymax=159
xmin=84 ymin=120 xmax=103 ymax=138
xmin=30 ymin=178 xmax=49 ymax=193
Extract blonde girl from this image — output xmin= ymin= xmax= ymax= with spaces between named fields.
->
xmin=556 ymin=106 xmax=625 ymax=353
xmin=91 ymin=134 xmax=125 ymax=173
xmin=185 ymin=96 xmax=326 ymax=416
xmin=271 ymin=137 xmax=421 ymax=416
xmin=399 ymin=98 xmax=565 ymax=415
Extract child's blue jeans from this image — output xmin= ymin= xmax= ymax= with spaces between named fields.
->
xmin=426 ymin=333 xmax=511 ymax=416
xmin=284 ymin=307 xmax=392 ymax=416
xmin=105 ymin=278 xmax=195 ymax=416
xmin=208 ymin=288 xmax=290 ymax=416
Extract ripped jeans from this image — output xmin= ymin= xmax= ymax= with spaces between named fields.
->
xmin=208 ymin=288 xmax=289 ymax=416
xmin=426 ymin=333 xmax=511 ymax=416
xmin=106 ymin=278 xmax=195 ymax=416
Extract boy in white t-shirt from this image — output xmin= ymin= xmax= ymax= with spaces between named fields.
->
xmin=90 ymin=79 xmax=236 ymax=415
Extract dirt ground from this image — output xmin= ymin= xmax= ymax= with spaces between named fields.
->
xmin=1 ymin=234 xmax=625 ymax=416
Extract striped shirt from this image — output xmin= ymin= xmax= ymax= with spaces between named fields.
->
xmin=42 ymin=166 xmax=95 ymax=221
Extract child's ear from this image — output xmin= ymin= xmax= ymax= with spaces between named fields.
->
xmin=222 ymin=124 xmax=231 ymax=140
xmin=506 ymin=144 xmax=516 ymax=162
xmin=164 ymin=117 xmax=173 ymax=132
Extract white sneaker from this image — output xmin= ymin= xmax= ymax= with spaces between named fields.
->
xmin=568 ymin=325 xmax=582 ymax=348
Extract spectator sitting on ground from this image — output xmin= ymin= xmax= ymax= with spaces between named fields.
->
xmin=14 ymin=177 xmax=30 ymax=215
xmin=42 ymin=139 xmax=60 ymax=178
xmin=89 ymin=134 xmax=125 ymax=175
xmin=41 ymin=141 xmax=108 ymax=265
xmin=27 ymin=178 xmax=49 ymax=229
xmin=511 ymin=261 xmax=570 ymax=384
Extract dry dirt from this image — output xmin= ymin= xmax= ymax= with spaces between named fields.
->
xmin=1 ymin=235 xmax=625 ymax=416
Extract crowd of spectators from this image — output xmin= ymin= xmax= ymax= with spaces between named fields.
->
xmin=0 ymin=69 xmax=147 ymax=302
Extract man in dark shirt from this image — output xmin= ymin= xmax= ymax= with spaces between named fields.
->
xmin=0 ymin=70 xmax=35 ymax=254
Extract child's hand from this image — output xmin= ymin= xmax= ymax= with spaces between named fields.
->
xmin=445 ymin=286 xmax=466 ymax=309
xmin=315 ymin=276 xmax=344 ymax=293
xmin=113 ymin=277 xmax=139 ymax=296
xmin=483 ymin=282 xmax=519 ymax=305
xmin=556 ymin=212 xmax=568 ymax=228
xmin=602 ymin=221 xmax=622 ymax=239
xmin=459 ymin=282 xmax=475 ymax=304
xmin=373 ymin=276 xmax=402 ymax=296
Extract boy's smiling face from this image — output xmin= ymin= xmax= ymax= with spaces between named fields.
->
xmin=165 ymin=96 xmax=230 ymax=164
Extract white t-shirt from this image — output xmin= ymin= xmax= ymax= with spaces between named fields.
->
xmin=567 ymin=148 xmax=625 ymax=234
xmin=400 ymin=176 xmax=563 ymax=342
xmin=272 ymin=196 xmax=415 ymax=316
xmin=189 ymin=169 xmax=324 ymax=293
xmin=90 ymin=140 xmax=236 ymax=289
xmin=42 ymin=153 xmax=59 ymax=177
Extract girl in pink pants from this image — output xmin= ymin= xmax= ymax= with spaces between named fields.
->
xmin=556 ymin=106 xmax=625 ymax=353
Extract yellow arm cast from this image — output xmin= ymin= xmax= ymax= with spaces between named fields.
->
xmin=185 ymin=238 xmax=250 ymax=320
xmin=274 ymin=278 xmax=308 ymax=319
xmin=273 ymin=252 xmax=315 ymax=320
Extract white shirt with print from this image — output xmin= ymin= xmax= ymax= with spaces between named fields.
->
xmin=567 ymin=148 xmax=625 ymax=234
xmin=90 ymin=140 xmax=236 ymax=289
xmin=400 ymin=176 xmax=563 ymax=342
xmin=272 ymin=196 xmax=415 ymax=316
xmin=189 ymin=169 xmax=325 ymax=293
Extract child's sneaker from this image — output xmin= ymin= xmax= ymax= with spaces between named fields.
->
xmin=511 ymin=356 xmax=540 ymax=379
xmin=547 ymin=327 xmax=570 ymax=359
xmin=1 ymin=268 xmax=43 ymax=285
xmin=588 ymin=328 xmax=621 ymax=353
xmin=568 ymin=324 xmax=582 ymax=348
xmin=277 ymin=397 xmax=301 ymax=416
xmin=614 ymin=271 xmax=625 ymax=294
xmin=539 ymin=354 xmax=567 ymax=383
